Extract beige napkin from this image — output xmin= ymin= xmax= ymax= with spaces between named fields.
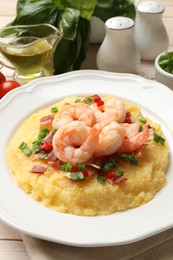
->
xmin=21 ymin=228 xmax=173 ymax=260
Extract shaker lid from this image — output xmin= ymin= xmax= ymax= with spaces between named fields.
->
xmin=105 ymin=17 xmax=134 ymax=30
xmin=137 ymin=1 xmax=165 ymax=14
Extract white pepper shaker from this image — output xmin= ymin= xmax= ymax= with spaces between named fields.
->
xmin=96 ymin=17 xmax=140 ymax=73
xmin=134 ymin=1 xmax=169 ymax=60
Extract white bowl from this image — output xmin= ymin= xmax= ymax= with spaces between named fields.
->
xmin=155 ymin=51 xmax=173 ymax=90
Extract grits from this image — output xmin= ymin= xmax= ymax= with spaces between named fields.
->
xmin=6 ymin=96 xmax=168 ymax=216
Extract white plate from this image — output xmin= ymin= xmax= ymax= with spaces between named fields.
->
xmin=0 ymin=70 xmax=173 ymax=247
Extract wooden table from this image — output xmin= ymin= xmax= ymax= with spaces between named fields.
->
xmin=0 ymin=0 xmax=173 ymax=259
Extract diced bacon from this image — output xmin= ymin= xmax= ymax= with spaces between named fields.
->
xmin=30 ymin=165 xmax=46 ymax=174
xmin=40 ymin=115 xmax=54 ymax=130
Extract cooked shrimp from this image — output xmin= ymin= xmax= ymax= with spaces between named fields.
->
xmin=91 ymin=97 xmax=126 ymax=128
xmin=94 ymin=121 xmax=126 ymax=157
xmin=52 ymin=121 xmax=99 ymax=164
xmin=121 ymin=122 xmax=140 ymax=138
xmin=116 ymin=127 xmax=150 ymax=154
xmin=52 ymin=103 xmax=96 ymax=129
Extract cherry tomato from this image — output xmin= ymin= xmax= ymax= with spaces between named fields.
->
xmin=0 ymin=72 xmax=6 ymax=84
xmin=0 ymin=80 xmax=20 ymax=99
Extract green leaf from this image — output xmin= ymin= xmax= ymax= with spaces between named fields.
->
xmin=58 ymin=8 xmax=80 ymax=40
xmin=54 ymin=17 xmax=90 ymax=73
xmin=53 ymin=0 xmax=97 ymax=20
xmin=94 ymin=0 xmax=136 ymax=22
xmin=97 ymin=175 xmax=106 ymax=184
xmin=153 ymin=133 xmax=165 ymax=145
xmin=70 ymin=172 xmax=84 ymax=180
xmin=12 ymin=0 xmax=59 ymax=25
xmin=159 ymin=52 xmax=173 ymax=74
xmin=120 ymin=153 xmax=138 ymax=165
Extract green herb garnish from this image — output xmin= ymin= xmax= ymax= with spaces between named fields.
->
xmin=51 ymin=107 xmax=58 ymax=113
xmin=102 ymin=159 xmax=116 ymax=172
xmin=18 ymin=142 xmax=32 ymax=157
xmin=18 ymin=142 xmax=27 ymax=150
xmin=39 ymin=153 xmax=48 ymax=160
xmin=76 ymin=163 xmax=86 ymax=171
xmin=115 ymin=170 xmax=124 ymax=178
xmin=97 ymin=175 xmax=106 ymax=184
xmin=120 ymin=153 xmax=138 ymax=165
xmin=153 ymin=133 xmax=165 ymax=145
xmin=70 ymin=172 xmax=84 ymax=180
xmin=159 ymin=52 xmax=173 ymax=74
xmin=138 ymin=125 xmax=143 ymax=132
xmin=138 ymin=117 xmax=147 ymax=123
xmin=84 ymin=97 xmax=93 ymax=105
xmin=61 ymin=162 xmax=72 ymax=172
xmin=23 ymin=147 xmax=32 ymax=157
xmin=75 ymin=98 xmax=81 ymax=103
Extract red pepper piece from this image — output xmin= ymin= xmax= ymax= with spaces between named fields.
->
xmin=97 ymin=100 xmax=104 ymax=107
xmin=94 ymin=96 xmax=101 ymax=103
xmin=40 ymin=140 xmax=53 ymax=152
xmin=82 ymin=170 xmax=89 ymax=177
xmin=72 ymin=163 xmax=78 ymax=172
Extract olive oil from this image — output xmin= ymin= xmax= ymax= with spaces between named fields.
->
xmin=0 ymin=39 xmax=53 ymax=74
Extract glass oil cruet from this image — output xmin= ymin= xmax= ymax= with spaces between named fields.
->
xmin=134 ymin=1 xmax=169 ymax=60
xmin=0 ymin=23 xmax=62 ymax=84
xmin=96 ymin=16 xmax=140 ymax=73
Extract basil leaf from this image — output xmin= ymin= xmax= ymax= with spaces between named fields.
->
xmin=94 ymin=0 xmax=136 ymax=22
xmin=53 ymin=0 xmax=97 ymax=20
xmin=54 ymin=16 xmax=89 ymax=73
xmin=12 ymin=0 xmax=59 ymax=25
xmin=58 ymin=8 xmax=80 ymax=40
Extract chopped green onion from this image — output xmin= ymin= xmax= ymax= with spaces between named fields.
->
xmin=102 ymin=159 xmax=116 ymax=172
xmin=38 ymin=127 xmax=49 ymax=140
xmin=32 ymin=140 xmax=42 ymax=146
xmin=61 ymin=162 xmax=72 ymax=172
xmin=39 ymin=153 xmax=48 ymax=160
xmin=153 ymin=133 xmax=165 ymax=145
xmin=76 ymin=163 xmax=85 ymax=171
xmin=18 ymin=142 xmax=27 ymax=150
xmin=33 ymin=145 xmax=40 ymax=154
xmin=138 ymin=125 xmax=143 ymax=132
xmin=23 ymin=147 xmax=32 ymax=157
xmin=120 ymin=153 xmax=138 ymax=165
xmin=51 ymin=107 xmax=58 ymax=113
xmin=138 ymin=117 xmax=147 ymax=123
xmin=115 ymin=170 xmax=124 ymax=178
xmin=75 ymin=98 xmax=81 ymax=103
xmin=97 ymin=175 xmax=106 ymax=184
xmin=84 ymin=97 xmax=93 ymax=105
xmin=70 ymin=172 xmax=84 ymax=180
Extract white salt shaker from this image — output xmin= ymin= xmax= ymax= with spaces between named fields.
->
xmin=96 ymin=17 xmax=140 ymax=73
xmin=134 ymin=1 xmax=169 ymax=60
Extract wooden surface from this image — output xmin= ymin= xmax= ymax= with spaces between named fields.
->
xmin=0 ymin=0 xmax=173 ymax=259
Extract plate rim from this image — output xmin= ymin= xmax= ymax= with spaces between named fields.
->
xmin=0 ymin=70 xmax=173 ymax=247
